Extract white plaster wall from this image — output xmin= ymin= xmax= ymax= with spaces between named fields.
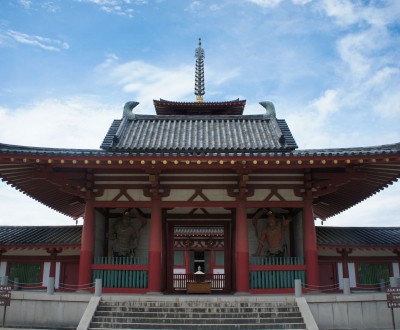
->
xmin=43 ymin=262 xmax=61 ymax=289
xmin=393 ymin=262 xmax=399 ymax=278
xmin=0 ymin=261 xmax=6 ymax=277
xmin=246 ymin=189 xmax=271 ymax=201
xmin=162 ymin=189 xmax=195 ymax=201
xmin=202 ymin=189 xmax=236 ymax=201
xmin=348 ymin=262 xmax=356 ymax=287
xmin=337 ymin=261 xmax=357 ymax=289
xmin=278 ymin=189 xmax=303 ymax=201
xmin=95 ymin=189 xmax=151 ymax=202
xmin=42 ymin=262 xmax=50 ymax=286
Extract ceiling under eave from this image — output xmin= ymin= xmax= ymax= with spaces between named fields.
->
xmin=0 ymin=142 xmax=399 ymax=220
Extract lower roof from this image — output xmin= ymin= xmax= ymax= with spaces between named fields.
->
xmin=0 ymin=226 xmax=81 ymax=250
xmin=316 ymin=226 xmax=400 ymax=250
xmin=0 ymin=225 xmax=398 ymax=251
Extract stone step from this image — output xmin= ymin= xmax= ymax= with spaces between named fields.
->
xmin=99 ymin=301 xmax=297 ymax=308
xmin=96 ymin=306 xmax=300 ymax=313
xmin=89 ymin=321 xmax=307 ymax=329
xmin=92 ymin=316 xmax=305 ymax=324
xmin=94 ymin=311 xmax=302 ymax=318
xmin=89 ymin=299 xmax=306 ymax=330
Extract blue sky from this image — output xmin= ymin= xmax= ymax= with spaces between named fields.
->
xmin=0 ymin=0 xmax=399 ymax=226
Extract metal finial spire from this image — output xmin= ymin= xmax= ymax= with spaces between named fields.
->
xmin=194 ymin=38 xmax=205 ymax=102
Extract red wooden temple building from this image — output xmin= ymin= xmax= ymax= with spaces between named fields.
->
xmin=0 ymin=40 xmax=399 ymax=294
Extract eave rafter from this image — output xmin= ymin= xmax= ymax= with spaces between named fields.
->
xmin=0 ymin=145 xmax=399 ymax=219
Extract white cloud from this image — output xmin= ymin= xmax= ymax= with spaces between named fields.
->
xmin=76 ymin=0 xmax=137 ymax=17
xmin=0 ymin=96 xmax=121 ymax=226
xmin=98 ymin=60 xmax=194 ymax=110
xmin=0 ymin=182 xmax=79 ymax=226
xmin=246 ymin=0 xmax=283 ymax=8
xmin=0 ymin=97 xmax=118 ymax=148
xmin=321 ymin=185 xmax=400 ymax=227
xmin=18 ymin=0 xmax=32 ymax=9
xmin=319 ymin=0 xmax=400 ymax=27
xmin=310 ymin=89 xmax=338 ymax=118
xmin=4 ymin=29 xmax=69 ymax=52
xmin=292 ymin=0 xmax=312 ymax=5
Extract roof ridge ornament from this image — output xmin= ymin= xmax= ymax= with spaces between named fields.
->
xmin=259 ymin=101 xmax=276 ymax=119
xmin=195 ymin=38 xmax=205 ymax=103
xmin=123 ymin=101 xmax=139 ymax=120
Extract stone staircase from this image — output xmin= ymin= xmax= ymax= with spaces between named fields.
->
xmin=89 ymin=298 xmax=307 ymax=329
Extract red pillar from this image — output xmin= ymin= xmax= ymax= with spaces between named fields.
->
xmin=337 ymin=248 xmax=351 ymax=278
xmin=148 ymin=198 xmax=162 ymax=293
xmin=303 ymin=198 xmax=319 ymax=289
xmin=78 ymin=199 xmax=95 ymax=288
xmin=235 ymin=199 xmax=249 ymax=293
xmin=47 ymin=248 xmax=62 ymax=278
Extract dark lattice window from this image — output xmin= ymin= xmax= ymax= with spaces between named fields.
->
xmin=357 ymin=263 xmax=390 ymax=285
xmin=9 ymin=263 xmax=41 ymax=284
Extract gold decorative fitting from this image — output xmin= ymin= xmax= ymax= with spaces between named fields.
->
xmin=253 ymin=160 xmax=257 ymax=165
xmin=309 ymin=160 xmax=314 ymax=165
xmin=10 ymin=158 xmax=14 ymax=162
xmin=96 ymin=160 xmax=100 ymax=164
xmin=60 ymin=159 xmax=65 ymax=164
xmin=141 ymin=160 xmax=146 ymax=165
xmin=84 ymin=160 xmax=89 ymax=164
xmin=151 ymin=160 xmax=156 ymax=165
xmin=48 ymin=159 xmax=52 ymax=164
xmin=358 ymin=159 xmax=363 ymax=163
xmin=196 ymin=160 xmax=201 ymax=164
xmin=129 ymin=160 xmax=134 ymax=164
xmin=321 ymin=160 xmax=326 ymax=164
xmin=72 ymin=160 xmax=77 ymax=164
xmin=162 ymin=160 xmax=168 ymax=165
xmin=241 ymin=160 xmax=246 ymax=165
xmin=118 ymin=160 xmax=123 ymax=165
xmin=371 ymin=159 xmax=376 ymax=163
xmin=286 ymin=160 xmax=291 ymax=165
xmin=23 ymin=158 xmax=27 ymax=163
xmin=346 ymin=159 xmax=351 ymax=164
xmin=208 ymin=160 xmax=213 ymax=164
xmin=333 ymin=160 xmax=338 ymax=164
xmin=275 ymin=160 xmax=280 ymax=165
xmin=174 ymin=160 xmax=179 ymax=165
xmin=297 ymin=160 xmax=302 ymax=165
xmin=219 ymin=160 xmax=224 ymax=165
xmin=264 ymin=160 xmax=269 ymax=164
xmin=385 ymin=158 xmax=390 ymax=162
xmin=185 ymin=160 xmax=190 ymax=165
xmin=107 ymin=160 xmax=112 ymax=165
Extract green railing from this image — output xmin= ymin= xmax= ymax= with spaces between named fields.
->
xmin=94 ymin=256 xmax=148 ymax=265
xmin=250 ymin=256 xmax=304 ymax=266
xmin=249 ymin=257 xmax=306 ymax=290
xmin=92 ymin=256 xmax=148 ymax=289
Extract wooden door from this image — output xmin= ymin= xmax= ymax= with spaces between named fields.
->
xmin=319 ymin=262 xmax=337 ymax=291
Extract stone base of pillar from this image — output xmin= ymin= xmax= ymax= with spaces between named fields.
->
xmin=343 ymin=278 xmax=350 ymax=295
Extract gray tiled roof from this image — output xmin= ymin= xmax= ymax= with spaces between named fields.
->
xmin=1 ymin=225 xmax=398 ymax=250
xmin=316 ymin=226 xmax=400 ymax=247
xmin=0 ymin=226 xmax=81 ymax=248
xmin=100 ymin=115 xmax=298 ymax=153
